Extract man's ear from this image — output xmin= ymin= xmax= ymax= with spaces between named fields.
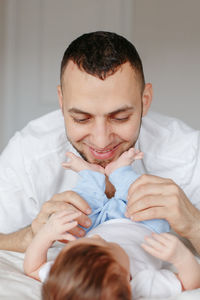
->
xmin=57 ymin=85 xmax=64 ymax=113
xmin=142 ymin=83 xmax=153 ymax=116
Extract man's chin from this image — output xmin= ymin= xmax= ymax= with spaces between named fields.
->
xmin=70 ymin=146 xmax=117 ymax=167
xmin=91 ymin=158 xmax=114 ymax=168
xmin=67 ymin=139 xmax=136 ymax=167
xmin=78 ymin=151 xmax=114 ymax=168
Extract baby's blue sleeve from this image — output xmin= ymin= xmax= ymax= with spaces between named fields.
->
xmin=72 ymin=170 xmax=109 ymax=232
xmin=72 ymin=170 xmax=106 ymax=209
xmin=109 ymin=165 xmax=139 ymax=200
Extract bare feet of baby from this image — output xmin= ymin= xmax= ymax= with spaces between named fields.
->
xmin=105 ymin=148 xmax=143 ymax=176
xmin=62 ymin=152 xmax=105 ymax=174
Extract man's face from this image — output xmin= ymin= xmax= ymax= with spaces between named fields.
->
xmin=58 ymin=61 xmax=152 ymax=167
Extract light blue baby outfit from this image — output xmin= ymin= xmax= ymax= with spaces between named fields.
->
xmin=72 ymin=166 xmax=170 ymax=234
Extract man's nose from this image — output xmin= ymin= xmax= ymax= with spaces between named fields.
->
xmin=90 ymin=120 xmax=112 ymax=149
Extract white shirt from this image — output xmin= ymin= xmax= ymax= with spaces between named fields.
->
xmin=0 ymin=110 xmax=199 ymax=233
xmin=39 ymin=219 xmax=182 ymax=299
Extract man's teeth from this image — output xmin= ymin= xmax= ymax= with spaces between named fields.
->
xmin=94 ymin=149 xmax=112 ymax=153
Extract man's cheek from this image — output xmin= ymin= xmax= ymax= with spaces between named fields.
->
xmin=117 ymin=126 xmax=139 ymax=142
xmin=66 ymin=124 xmax=85 ymax=142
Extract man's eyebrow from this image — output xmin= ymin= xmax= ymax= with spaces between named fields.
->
xmin=68 ymin=108 xmax=90 ymax=114
xmin=68 ymin=106 xmax=134 ymax=115
xmin=108 ymin=106 xmax=134 ymax=115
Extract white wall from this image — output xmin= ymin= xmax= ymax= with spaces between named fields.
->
xmin=0 ymin=0 xmax=134 ymax=151
xmin=0 ymin=1 xmax=6 ymax=146
xmin=0 ymin=0 xmax=200 ymax=152
xmin=134 ymin=0 xmax=200 ymax=130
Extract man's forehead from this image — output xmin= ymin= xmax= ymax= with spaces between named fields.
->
xmin=63 ymin=61 xmax=137 ymax=84
xmin=66 ymin=60 xmax=78 ymax=72
xmin=61 ymin=61 xmax=142 ymax=105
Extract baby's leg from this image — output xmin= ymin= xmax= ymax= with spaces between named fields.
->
xmin=105 ymin=148 xmax=143 ymax=176
xmin=62 ymin=152 xmax=104 ymax=173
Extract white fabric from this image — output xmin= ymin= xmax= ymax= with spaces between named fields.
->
xmin=39 ymin=219 xmax=181 ymax=298
xmin=0 ymin=109 xmax=199 ymax=234
xmin=38 ymin=261 xmax=54 ymax=283
xmin=88 ymin=219 xmax=182 ymax=298
xmin=0 ymin=244 xmax=200 ymax=300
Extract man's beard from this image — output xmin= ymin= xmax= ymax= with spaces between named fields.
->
xmin=66 ymin=139 xmax=137 ymax=168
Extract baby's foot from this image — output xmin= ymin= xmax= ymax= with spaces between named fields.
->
xmin=62 ymin=152 xmax=104 ymax=173
xmin=105 ymin=148 xmax=143 ymax=176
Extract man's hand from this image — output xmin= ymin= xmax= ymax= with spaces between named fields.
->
xmin=31 ymin=190 xmax=92 ymax=237
xmin=126 ymin=175 xmax=200 ymax=240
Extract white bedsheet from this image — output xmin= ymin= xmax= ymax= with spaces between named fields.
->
xmin=0 ymin=245 xmax=200 ymax=300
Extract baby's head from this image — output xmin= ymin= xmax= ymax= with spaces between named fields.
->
xmin=42 ymin=235 xmax=131 ymax=300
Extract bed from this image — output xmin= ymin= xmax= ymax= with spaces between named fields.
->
xmin=0 ymin=243 xmax=200 ymax=300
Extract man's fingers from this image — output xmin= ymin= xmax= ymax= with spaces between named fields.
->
xmin=68 ymin=213 xmax=93 ymax=237
xmin=127 ymin=195 xmax=167 ymax=217
xmin=41 ymin=192 xmax=92 ymax=220
xmin=40 ymin=202 xmax=77 ymax=223
xmin=76 ymin=213 xmax=92 ymax=228
xmin=127 ymin=194 xmax=165 ymax=209
xmin=128 ymin=206 xmax=168 ymax=222
xmin=128 ymin=183 xmax=171 ymax=204
xmin=68 ymin=225 xmax=86 ymax=238
xmin=52 ymin=191 xmax=92 ymax=215
xmin=128 ymin=175 xmax=172 ymax=199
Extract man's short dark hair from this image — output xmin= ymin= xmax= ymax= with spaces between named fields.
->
xmin=60 ymin=31 xmax=145 ymax=90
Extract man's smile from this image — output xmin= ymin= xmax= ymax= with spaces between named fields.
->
xmin=87 ymin=144 xmax=121 ymax=160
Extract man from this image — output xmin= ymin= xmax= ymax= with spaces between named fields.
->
xmin=0 ymin=31 xmax=200 ymax=253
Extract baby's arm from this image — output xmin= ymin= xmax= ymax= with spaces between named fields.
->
xmin=141 ymin=232 xmax=200 ymax=290
xmin=24 ymin=210 xmax=80 ymax=280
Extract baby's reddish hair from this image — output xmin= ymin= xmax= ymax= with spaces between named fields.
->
xmin=42 ymin=243 xmax=131 ymax=300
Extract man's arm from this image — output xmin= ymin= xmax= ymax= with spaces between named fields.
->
xmin=141 ymin=232 xmax=200 ymax=290
xmin=0 ymin=226 xmax=33 ymax=252
xmin=0 ymin=191 xmax=92 ymax=252
xmin=127 ymin=174 xmax=200 ymax=254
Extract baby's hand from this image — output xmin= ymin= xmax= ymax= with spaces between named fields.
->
xmin=141 ymin=232 xmax=189 ymax=266
xmin=63 ymin=152 xmax=104 ymax=174
xmin=105 ymin=148 xmax=143 ymax=176
xmin=42 ymin=210 xmax=81 ymax=243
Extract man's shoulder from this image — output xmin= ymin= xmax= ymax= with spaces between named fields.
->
xmin=3 ymin=110 xmax=70 ymax=163
xmin=138 ymin=111 xmax=199 ymax=184
xmin=142 ymin=110 xmax=196 ymax=134
xmin=21 ymin=109 xmax=64 ymax=135
xmin=140 ymin=111 xmax=199 ymax=150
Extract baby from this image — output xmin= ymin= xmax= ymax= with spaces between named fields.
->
xmin=24 ymin=149 xmax=200 ymax=299
xmin=62 ymin=148 xmax=170 ymax=234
